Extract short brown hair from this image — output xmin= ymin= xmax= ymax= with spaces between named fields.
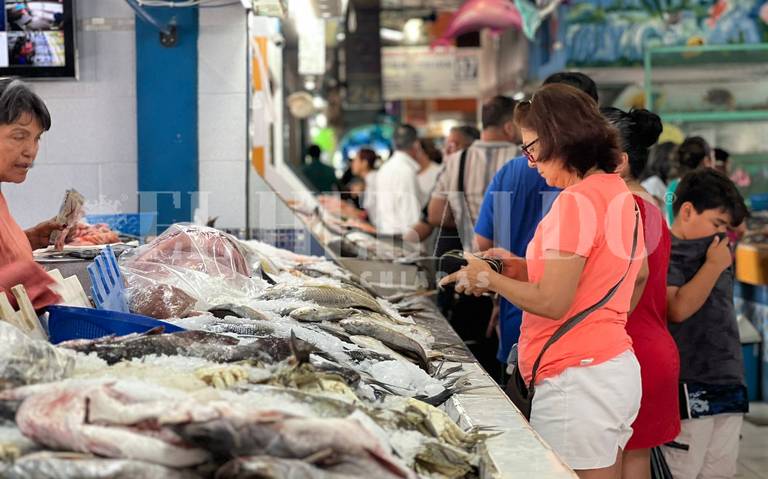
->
xmin=514 ymin=84 xmax=621 ymax=177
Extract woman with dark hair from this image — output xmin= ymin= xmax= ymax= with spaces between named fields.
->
xmin=442 ymin=84 xmax=648 ymax=477
xmin=604 ymin=108 xmax=680 ymax=479
xmin=641 ymin=141 xmax=676 ymax=208
xmin=0 ymin=78 xmax=64 ymax=309
xmin=665 ymin=136 xmax=713 ymax=224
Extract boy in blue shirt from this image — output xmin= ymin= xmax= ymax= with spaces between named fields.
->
xmin=663 ymin=169 xmax=749 ymax=479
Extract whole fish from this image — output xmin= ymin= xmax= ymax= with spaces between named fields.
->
xmin=216 ymin=455 xmax=354 ymax=479
xmin=58 ymin=329 xmax=275 ymax=365
xmin=339 ymin=318 xmax=430 ymax=371
xmin=11 ymin=380 xmax=212 ymax=468
xmin=289 ymin=306 xmax=356 ymax=322
xmin=260 ymin=284 xmax=386 ymax=315
xmin=208 ymin=304 xmax=270 ymax=321
xmin=175 ymin=415 xmax=414 ymax=479
xmin=1 ymin=451 xmax=201 ymax=479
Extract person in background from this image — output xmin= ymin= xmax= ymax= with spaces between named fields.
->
xmin=603 ymin=107 xmax=680 ymax=479
xmin=665 ymin=137 xmax=713 ymax=224
xmin=416 ymin=138 xmax=442 ymax=209
xmin=373 ymin=125 xmax=424 ymax=236
xmin=0 ymin=79 xmax=64 ymax=310
xmin=350 ymin=148 xmax=378 ymax=219
xmin=428 ymin=95 xmax=520 ymax=250
xmin=641 ymin=141 xmax=676 ymax=208
xmin=317 ymin=148 xmax=378 ymax=231
xmin=420 ymin=138 xmax=444 ymax=164
xmin=473 ymin=71 xmax=598 ymax=381
xmin=442 ymin=84 xmax=648 ymax=477
xmin=301 ymin=144 xmax=337 ymax=193
xmin=663 ymin=169 xmax=749 ymax=479
xmin=714 ymin=147 xmax=730 ymax=175
xmin=426 ymin=96 xmax=520 ymax=373
xmin=444 ymin=125 xmax=480 ymax=156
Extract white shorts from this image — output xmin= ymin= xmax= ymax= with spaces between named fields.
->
xmin=530 ymin=350 xmax=642 ymax=470
xmin=662 ymin=414 xmax=743 ymax=479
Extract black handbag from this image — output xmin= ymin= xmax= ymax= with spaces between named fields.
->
xmin=506 ymin=207 xmax=640 ymax=420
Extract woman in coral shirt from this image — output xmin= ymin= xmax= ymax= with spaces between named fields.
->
xmin=0 ymin=79 xmax=62 ymax=308
xmin=442 ymin=84 xmax=649 ymax=478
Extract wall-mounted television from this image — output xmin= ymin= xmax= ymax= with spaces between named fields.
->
xmin=0 ymin=0 xmax=75 ymax=78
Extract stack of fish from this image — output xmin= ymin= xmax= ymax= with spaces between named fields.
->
xmin=0 ymin=228 xmax=488 ymax=479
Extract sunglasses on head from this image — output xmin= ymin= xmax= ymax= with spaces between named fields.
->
xmin=521 ymin=138 xmax=539 ymax=163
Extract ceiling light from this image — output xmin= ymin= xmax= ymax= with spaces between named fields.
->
xmin=513 ymin=91 xmax=525 ymax=101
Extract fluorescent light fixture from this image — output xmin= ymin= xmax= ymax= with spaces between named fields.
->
xmin=380 ymin=28 xmax=404 ymax=42
xmin=513 ymin=91 xmax=525 ymax=101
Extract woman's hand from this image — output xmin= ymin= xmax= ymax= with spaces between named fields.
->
xmin=25 ymin=219 xmax=65 ymax=250
xmin=439 ymin=252 xmax=495 ymax=296
xmin=482 ymin=247 xmax=527 ymax=281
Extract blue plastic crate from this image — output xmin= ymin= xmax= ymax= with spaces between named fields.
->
xmin=46 ymin=305 xmax=184 ymax=344
xmin=84 ymin=213 xmax=157 ymax=237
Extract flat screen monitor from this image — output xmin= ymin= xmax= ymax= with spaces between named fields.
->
xmin=0 ymin=0 xmax=75 ymax=78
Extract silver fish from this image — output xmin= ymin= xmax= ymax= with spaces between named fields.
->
xmin=289 ymin=306 xmax=357 ymax=322
xmin=339 ymin=318 xmax=430 ymax=371
xmin=260 ymin=284 xmax=386 ymax=315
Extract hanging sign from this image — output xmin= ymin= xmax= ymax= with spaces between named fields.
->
xmin=382 ymin=46 xmax=480 ymax=100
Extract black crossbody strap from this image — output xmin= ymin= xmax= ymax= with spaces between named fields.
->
xmin=457 ymin=148 xmax=468 ymax=193
xmin=528 ymin=206 xmax=641 ymax=389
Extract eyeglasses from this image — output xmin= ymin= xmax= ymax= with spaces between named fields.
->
xmin=521 ymin=138 xmax=539 ymax=164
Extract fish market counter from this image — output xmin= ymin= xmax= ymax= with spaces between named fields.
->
xmin=395 ymin=297 xmax=576 ymax=479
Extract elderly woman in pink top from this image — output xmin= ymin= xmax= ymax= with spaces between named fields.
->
xmin=442 ymin=84 xmax=649 ymax=478
xmin=0 ymin=79 xmax=62 ymax=308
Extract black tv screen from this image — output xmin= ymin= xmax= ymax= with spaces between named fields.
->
xmin=0 ymin=0 xmax=75 ymax=78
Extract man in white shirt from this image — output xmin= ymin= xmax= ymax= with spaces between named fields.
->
xmin=373 ymin=125 xmax=424 ymax=236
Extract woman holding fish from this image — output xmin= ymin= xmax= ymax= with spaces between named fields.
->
xmin=442 ymin=84 xmax=649 ymax=479
xmin=0 ymin=79 xmax=63 ymax=309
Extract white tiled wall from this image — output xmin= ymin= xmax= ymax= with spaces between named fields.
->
xmin=197 ymin=6 xmax=248 ymax=229
xmin=3 ymin=0 xmax=138 ymax=228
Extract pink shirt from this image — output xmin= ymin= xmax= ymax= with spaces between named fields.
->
xmin=0 ymin=192 xmax=33 ymax=264
xmin=520 ymin=174 xmax=645 ymax=385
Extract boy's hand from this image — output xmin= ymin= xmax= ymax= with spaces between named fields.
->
xmin=706 ymin=235 xmax=732 ymax=272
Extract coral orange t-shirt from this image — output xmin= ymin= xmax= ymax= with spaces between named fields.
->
xmin=0 ymin=192 xmax=33 ymax=264
xmin=519 ymin=173 xmax=645 ymax=385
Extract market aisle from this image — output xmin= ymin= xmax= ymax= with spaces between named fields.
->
xmin=738 ymin=405 xmax=768 ymax=479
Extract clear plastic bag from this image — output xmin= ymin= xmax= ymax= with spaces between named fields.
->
xmin=0 ymin=322 xmax=74 ymax=390
xmin=119 ymin=225 xmax=266 ymax=319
